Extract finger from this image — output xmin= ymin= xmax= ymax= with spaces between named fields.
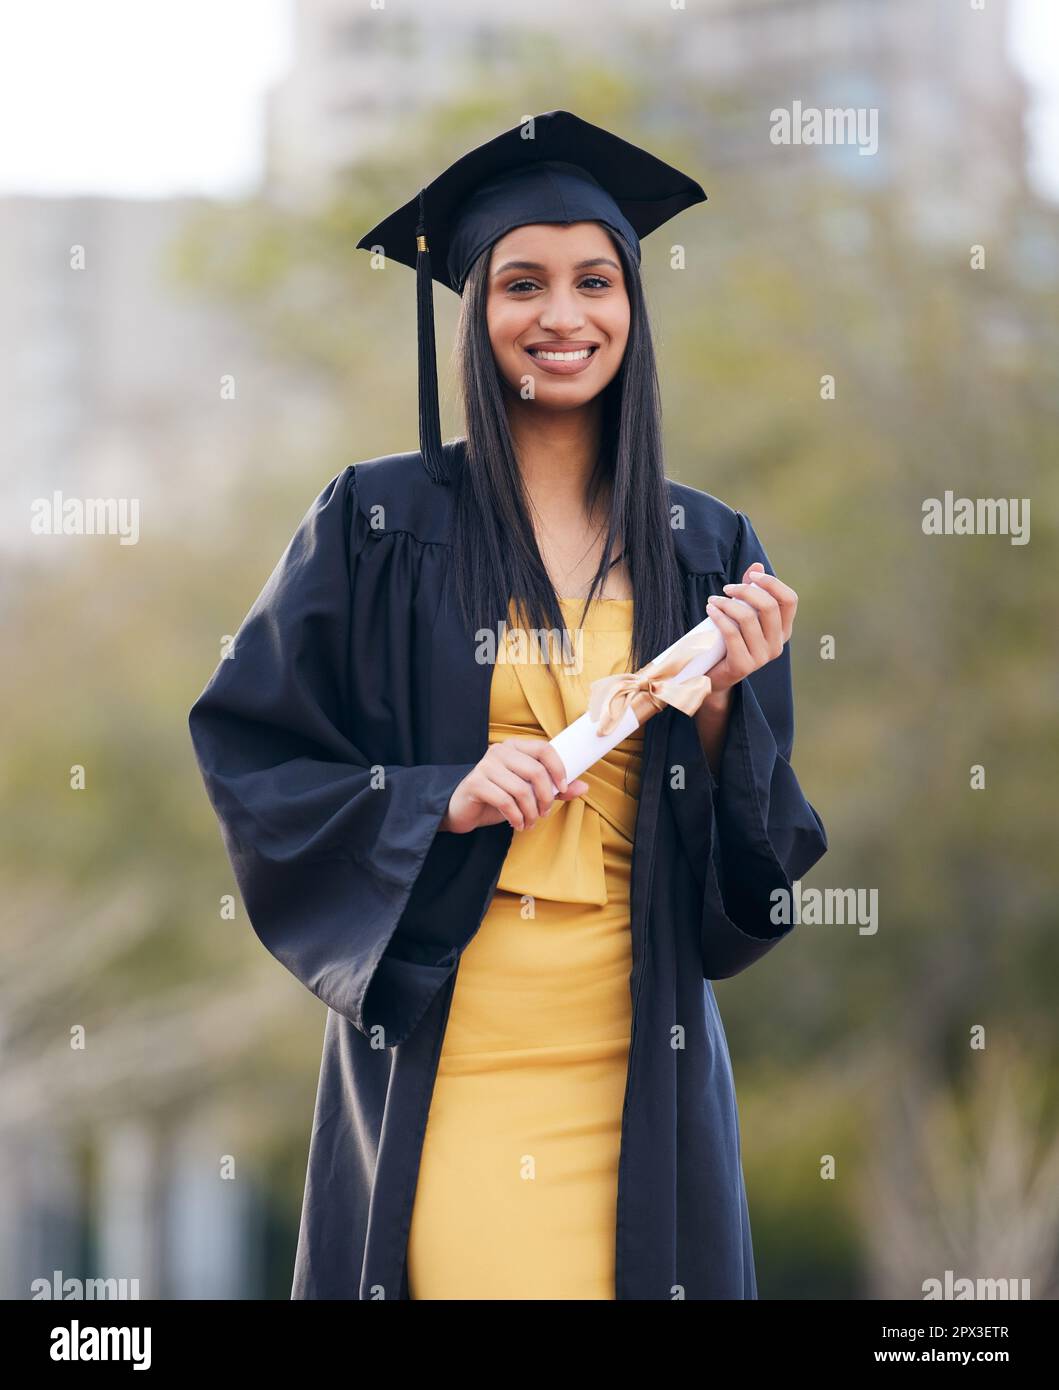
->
xmin=503 ymin=748 xmax=563 ymax=815
xmin=496 ymin=742 xmax=587 ymax=810
xmin=705 ymin=597 xmax=753 ymax=672
xmin=534 ymin=744 xmax=576 ymax=799
xmin=710 ymin=594 xmax=771 ymax=664
xmin=555 ymin=778 xmax=590 ymax=803
xmin=488 ymin=765 xmax=542 ymax=830
xmin=509 ymin=740 xmax=575 ymax=803
xmin=505 ymin=739 xmax=590 ymax=809
xmin=472 ymin=780 xmax=529 ymax=832
xmin=734 ymin=571 xmax=797 ymax=642
xmin=506 ymin=737 xmax=570 ymax=794
xmin=737 ymin=569 xmax=798 ymax=610
xmin=476 ymin=756 xmax=538 ymax=830
xmin=719 ymin=581 xmax=783 ymax=653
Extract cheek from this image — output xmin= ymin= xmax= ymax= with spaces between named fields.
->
xmin=487 ymin=297 xmax=526 ymax=349
xmin=486 ymin=305 xmax=528 ymax=389
xmin=606 ymin=301 xmax=631 ymax=350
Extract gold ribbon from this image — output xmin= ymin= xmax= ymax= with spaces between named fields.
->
xmin=587 ymin=632 xmax=718 ymax=737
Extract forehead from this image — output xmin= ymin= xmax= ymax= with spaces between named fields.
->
xmin=488 ymin=221 xmax=621 ymax=270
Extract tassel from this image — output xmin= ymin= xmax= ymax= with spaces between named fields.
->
xmin=415 ymin=191 xmax=450 ymax=485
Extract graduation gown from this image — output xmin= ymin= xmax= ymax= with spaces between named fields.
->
xmin=187 ymin=443 xmax=828 ymax=1300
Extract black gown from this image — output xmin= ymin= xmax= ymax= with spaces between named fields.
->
xmin=187 ymin=442 xmax=828 ymax=1299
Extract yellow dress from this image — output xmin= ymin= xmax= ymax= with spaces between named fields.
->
xmin=407 ymin=595 xmax=643 ymax=1300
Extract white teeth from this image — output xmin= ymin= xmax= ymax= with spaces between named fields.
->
xmin=528 ymin=347 xmax=595 ymax=361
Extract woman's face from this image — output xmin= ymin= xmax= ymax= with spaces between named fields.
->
xmin=485 ymin=221 xmax=631 ymax=413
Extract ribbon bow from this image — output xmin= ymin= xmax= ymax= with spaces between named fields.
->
xmin=587 ymin=632 xmax=718 ymax=737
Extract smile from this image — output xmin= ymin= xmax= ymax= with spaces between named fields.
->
xmin=526 ymin=346 xmax=597 ymax=361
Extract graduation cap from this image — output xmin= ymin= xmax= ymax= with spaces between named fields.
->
xmin=356 ymin=110 xmax=707 ymax=484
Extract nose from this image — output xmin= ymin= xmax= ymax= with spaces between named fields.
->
xmin=537 ymin=284 xmax=587 ymax=337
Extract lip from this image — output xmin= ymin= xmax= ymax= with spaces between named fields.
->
xmin=522 ymin=343 xmax=600 ymax=376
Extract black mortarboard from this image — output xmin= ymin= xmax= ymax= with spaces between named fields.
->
xmin=356 ymin=110 xmax=707 ymax=483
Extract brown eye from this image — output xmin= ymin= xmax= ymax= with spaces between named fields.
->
xmin=507 ymin=279 xmax=540 ymax=293
xmin=579 ymin=276 xmax=611 ymax=290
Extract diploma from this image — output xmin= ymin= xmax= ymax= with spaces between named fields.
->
xmin=544 ymin=609 xmax=731 ymax=796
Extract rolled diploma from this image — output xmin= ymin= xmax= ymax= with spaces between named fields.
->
xmin=544 ymin=612 xmax=728 ymax=797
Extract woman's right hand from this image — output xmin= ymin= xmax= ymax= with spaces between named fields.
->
xmin=439 ymin=737 xmax=590 ymax=834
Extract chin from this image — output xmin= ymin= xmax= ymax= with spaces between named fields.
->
xmin=538 ymin=389 xmax=604 ymax=412
xmin=516 ymin=367 xmax=617 ymax=405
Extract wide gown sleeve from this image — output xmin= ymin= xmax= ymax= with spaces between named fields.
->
xmin=187 ymin=468 xmax=503 ymax=1048
xmin=698 ymin=510 xmax=828 ymax=978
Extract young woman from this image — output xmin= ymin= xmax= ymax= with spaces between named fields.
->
xmin=189 ymin=111 xmax=828 ymax=1301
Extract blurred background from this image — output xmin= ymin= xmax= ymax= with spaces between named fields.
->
xmin=2 ymin=0 xmax=1057 ymax=1300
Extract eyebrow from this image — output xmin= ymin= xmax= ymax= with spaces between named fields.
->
xmin=491 ymin=256 xmax=621 ymax=277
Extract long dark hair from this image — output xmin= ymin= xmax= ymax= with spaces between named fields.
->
xmin=448 ymin=227 xmax=687 ymax=674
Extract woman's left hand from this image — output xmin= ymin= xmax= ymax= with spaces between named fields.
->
xmin=701 ymin=561 xmax=798 ymax=699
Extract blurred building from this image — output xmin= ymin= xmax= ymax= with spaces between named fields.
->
xmin=265 ymin=0 xmax=1028 ymax=247
xmin=264 ymin=0 xmax=652 ymax=206
xmin=0 ymin=889 xmax=286 ymax=1299
xmin=0 ymin=195 xmax=336 ymax=552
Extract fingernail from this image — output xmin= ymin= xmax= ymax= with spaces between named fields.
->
xmin=722 ymin=583 xmax=736 ymax=592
